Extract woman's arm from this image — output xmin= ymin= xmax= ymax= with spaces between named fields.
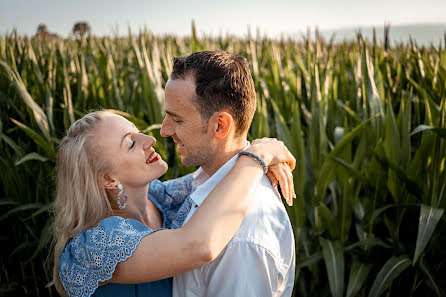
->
xmin=108 ymin=138 xmax=295 ymax=284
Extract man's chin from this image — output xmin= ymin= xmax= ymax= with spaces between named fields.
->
xmin=180 ymin=156 xmax=199 ymax=167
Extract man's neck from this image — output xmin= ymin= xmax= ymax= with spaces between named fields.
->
xmin=200 ymin=139 xmax=248 ymax=177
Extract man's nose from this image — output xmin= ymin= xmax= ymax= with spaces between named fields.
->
xmin=160 ymin=117 xmax=173 ymax=137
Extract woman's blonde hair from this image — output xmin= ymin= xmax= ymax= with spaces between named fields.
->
xmin=52 ymin=110 xmax=114 ymax=296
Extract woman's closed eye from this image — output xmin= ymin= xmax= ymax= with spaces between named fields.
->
xmin=129 ymin=140 xmax=136 ymax=150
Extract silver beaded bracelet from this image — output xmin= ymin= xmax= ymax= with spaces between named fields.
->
xmin=237 ymin=150 xmax=268 ymax=175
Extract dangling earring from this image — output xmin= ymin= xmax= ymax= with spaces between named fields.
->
xmin=115 ymin=183 xmax=128 ymax=209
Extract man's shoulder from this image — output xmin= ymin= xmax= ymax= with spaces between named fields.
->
xmin=230 ymin=175 xmax=294 ymax=255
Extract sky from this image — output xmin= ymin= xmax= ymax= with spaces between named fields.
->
xmin=1 ymin=0 xmax=445 ymax=38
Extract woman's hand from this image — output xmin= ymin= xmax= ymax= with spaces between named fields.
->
xmin=266 ymin=163 xmax=295 ymax=206
xmin=247 ymin=138 xmax=296 ymax=168
xmin=245 ymin=138 xmax=296 ymax=206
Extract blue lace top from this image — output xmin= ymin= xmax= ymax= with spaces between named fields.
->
xmin=59 ymin=174 xmax=193 ymax=297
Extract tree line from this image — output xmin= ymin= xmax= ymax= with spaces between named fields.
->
xmin=35 ymin=21 xmax=91 ymax=38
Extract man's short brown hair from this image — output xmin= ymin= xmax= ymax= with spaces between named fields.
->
xmin=170 ymin=51 xmax=256 ymax=136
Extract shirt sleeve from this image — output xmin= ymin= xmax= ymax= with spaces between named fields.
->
xmin=148 ymin=174 xmax=193 ymax=228
xmin=58 ymin=216 xmax=161 ymax=297
xmin=202 ymin=242 xmax=288 ymax=297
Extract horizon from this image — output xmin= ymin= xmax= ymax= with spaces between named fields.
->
xmin=2 ymin=22 xmax=445 ymax=47
xmin=1 ymin=0 xmax=445 ymax=41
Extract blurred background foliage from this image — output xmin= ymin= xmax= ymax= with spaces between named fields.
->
xmin=0 ymin=23 xmax=445 ymax=296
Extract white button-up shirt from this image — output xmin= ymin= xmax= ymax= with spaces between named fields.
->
xmin=173 ymin=151 xmax=296 ymax=297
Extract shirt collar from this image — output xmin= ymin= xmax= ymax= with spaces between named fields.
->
xmin=190 ymin=142 xmax=250 ymax=207
xmin=191 ymin=167 xmax=209 ymax=189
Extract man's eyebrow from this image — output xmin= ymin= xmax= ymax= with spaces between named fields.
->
xmin=166 ymin=110 xmax=181 ymax=118
xmin=120 ymin=132 xmax=131 ymax=147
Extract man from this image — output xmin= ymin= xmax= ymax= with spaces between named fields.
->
xmin=160 ymin=51 xmax=295 ymax=297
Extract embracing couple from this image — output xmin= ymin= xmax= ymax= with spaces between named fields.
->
xmin=53 ymin=51 xmax=296 ymax=297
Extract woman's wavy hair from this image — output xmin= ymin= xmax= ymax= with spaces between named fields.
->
xmin=52 ymin=110 xmax=114 ymax=296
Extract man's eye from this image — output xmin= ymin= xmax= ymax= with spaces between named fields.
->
xmin=172 ymin=118 xmax=181 ymax=123
xmin=129 ymin=140 xmax=135 ymax=149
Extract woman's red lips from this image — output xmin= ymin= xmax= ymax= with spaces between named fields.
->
xmin=146 ymin=151 xmax=158 ymax=163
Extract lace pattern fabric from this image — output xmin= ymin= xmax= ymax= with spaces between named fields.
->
xmin=59 ymin=175 xmax=194 ymax=297
xmin=148 ymin=174 xmax=194 ymax=229
xmin=59 ymin=216 xmax=159 ymax=297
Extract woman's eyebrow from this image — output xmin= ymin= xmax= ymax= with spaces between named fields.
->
xmin=120 ymin=132 xmax=131 ymax=147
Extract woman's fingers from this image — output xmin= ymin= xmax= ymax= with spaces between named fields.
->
xmin=248 ymin=138 xmax=296 ymax=169
xmin=266 ymin=171 xmax=278 ymax=187
xmin=268 ymin=163 xmax=293 ymax=205
xmin=277 ymin=166 xmax=290 ymax=205
xmin=283 ymin=163 xmax=296 ymax=204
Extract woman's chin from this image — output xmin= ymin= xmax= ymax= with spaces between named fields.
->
xmin=152 ymin=161 xmax=169 ymax=179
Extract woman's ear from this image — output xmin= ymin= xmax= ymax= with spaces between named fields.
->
xmin=213 ymin=111 xmax=233 ymax=140
xmin=104 ymin=174 xmax=117 ymax=190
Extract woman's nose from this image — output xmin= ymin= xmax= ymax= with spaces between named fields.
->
xmin=142 ymin=135 xmax=156 ymax=150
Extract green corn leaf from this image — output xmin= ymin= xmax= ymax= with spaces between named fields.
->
xmin=62 ymin=63 xmax=75 ymax=126
xmin=344 ymin=238 xmax=391 ymax=251
xmin=420 ymin=259 xmax=443 ymax=297
xmin=399 ymin=95 xmax=411 ymax=169
xmin=251 ymin=92 xmax=270 ymax=138
xmin=346 ymin=261 xmax=372 ymax=297
xmin=309 ymin=62 xmax=325 ymax=174
xmin=297 ymin=238 xmax=391 ymax=270
xmin=0 ymin=199 xmax=19 ymax=206
xmin=0 ymin=60 xmax=51 ymax=141
xmin=26 ymin=202 xmax=52 ymax=220
xmin=314 ymin=116 xmax=376 ymax=205
xmin=384 ymin=100 xmax=400 ymax=164
xmin=328 ymin=155 xmax=368 ymax=185
xmin=410 ymin=124 xmax=446 ymax=139
xmin=10 ymin=118 xmax=56 ymax=162
xmin=367 ymin=204 xmax=398 ymax=227
xmin=407 ymin=123 xmax=435 ymax=185
xmin=141 ymin=124 xmax=162 ymax=133
xmin=368 ymin=256 xmax=411 ymax=297
xmin=107 ymin=109 xmax=149 ymax=130
xmin=413 ymin=205 xmax=444 ymax=264
xmin=373 ymin=149 xmax=423 ymax=198
xmin=10 ymin=241 xmax=35 ymax=257
xmin=0 ymin=203 xmax=42 ymax=221
xmin=317 ymin=203 xmax=339 ymax=238
xmin=271 ymin=100 xmax=295 ymax=152
xmin=0 ymin=132 xmax=25 ymax=157
xmin=320 ymin=238 xmax=344 ymax=297
xmin=15 ymin=152 xmax=48 ymax=166
xmin=29 ymin=219 xmax=52 ymax=261
xmin=361 ymin=45 xmax=384 ymax=135
xmin=290 ymin=100 xmax=306 ymax=201
xmin=297 ymin=251 xmax=323 ymax=269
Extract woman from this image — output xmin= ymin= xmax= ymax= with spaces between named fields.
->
xmin=53 ymin=110 xmax=295 ymax=297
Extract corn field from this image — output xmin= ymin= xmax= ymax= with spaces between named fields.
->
xmin=0 ymin=25 xmax=445 ymax=296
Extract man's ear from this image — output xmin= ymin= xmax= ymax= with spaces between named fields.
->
xmin=213 ymin=111 xmax=233 ymax=140
xmin=104 ymin=174 xmax=117 ymax=190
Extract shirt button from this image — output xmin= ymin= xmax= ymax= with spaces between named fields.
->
xmin=195 ymin=205 xmax=198 ymax=208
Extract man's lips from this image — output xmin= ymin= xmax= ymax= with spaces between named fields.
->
xmin=173 ymin=138 xmax=184 ymax=150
